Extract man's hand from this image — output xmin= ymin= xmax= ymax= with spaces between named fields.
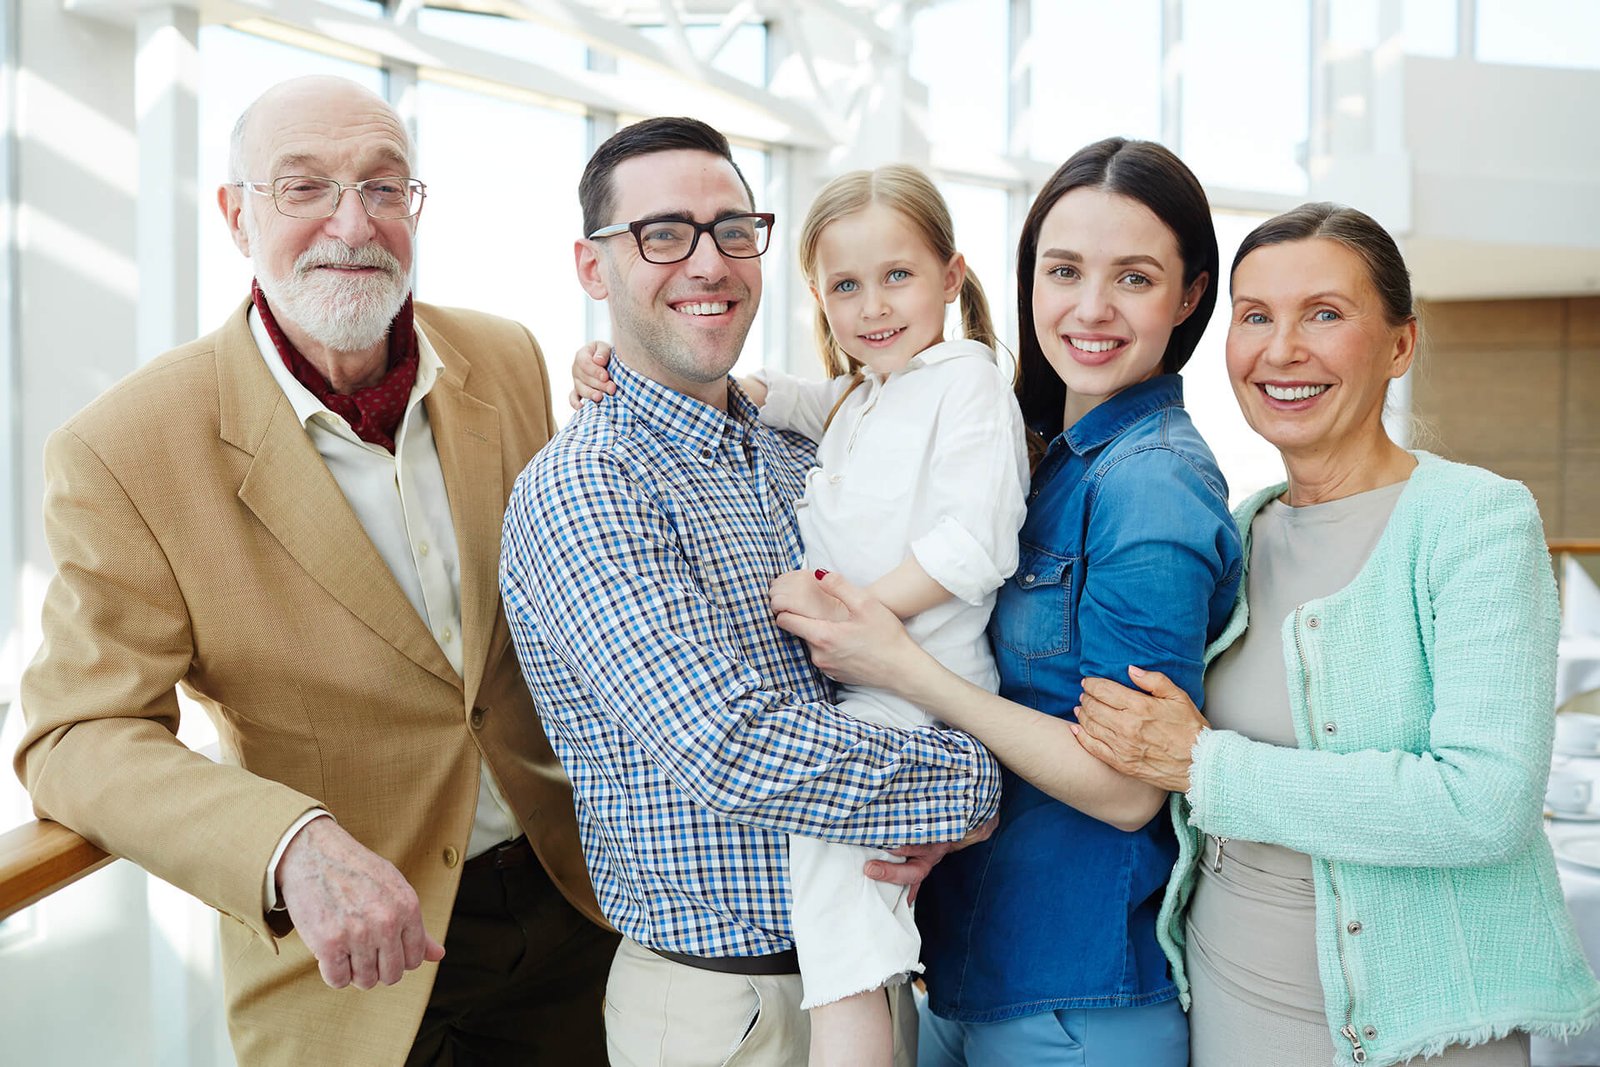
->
xmin=275 ymin=817 xmax=445 ymax=990
xmin=864 ymin=815 xmax=998 ymax=903
xmin=568 ymin=341 xmax=615 ymax=409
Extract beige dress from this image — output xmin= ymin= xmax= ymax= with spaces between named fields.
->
xmin=1186 ymin=483 xmax=1530 ymax=1067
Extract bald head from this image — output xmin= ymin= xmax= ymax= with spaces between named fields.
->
xmin=228 ymin=76 xmax=412 ymax=181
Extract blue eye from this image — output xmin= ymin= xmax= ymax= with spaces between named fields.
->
xmin=833 ymin=279 xmax=860 ymax=293
xmin=1313 ymin=308 xmax=1341 ymax=322
xmin=1242 ymin=311 xmax=1269 ymax=325
xmin=886 ymin=269 xmax=911 ymax=283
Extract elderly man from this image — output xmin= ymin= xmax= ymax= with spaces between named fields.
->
xmin=15 ymin=76 xmax=615 ymax=1064
xmin=498 ymin=116 xmax=1001 ymax=1066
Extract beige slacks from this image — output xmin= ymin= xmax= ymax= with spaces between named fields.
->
xmin=605 ymin=937 xmax=917 ymax=1066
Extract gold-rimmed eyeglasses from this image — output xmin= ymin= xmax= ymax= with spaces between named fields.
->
xmin=233 ymin=176 xmax=428 ymax=220
xmin=587 ymin=213 xmax=775 ymax=264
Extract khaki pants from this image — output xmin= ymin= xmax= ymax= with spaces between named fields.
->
xmin=605 ymin=937 xmax=917 ymax=1066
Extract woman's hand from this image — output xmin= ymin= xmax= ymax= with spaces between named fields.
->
xmin=769 ymin=569 xmax=847 ymax=623
xmin=772 ymin=571 xmax=924 ymax=691
xmin=1074 ymin=666 xmax=1210 ymax=793
xmin=568 ymin=341 xmax=615 ymax=410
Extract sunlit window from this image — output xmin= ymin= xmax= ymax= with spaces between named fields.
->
xmin=912 ymin=0 xmax=1009 ymax=157
xmin=1180 ymin=0 xmax=1309 ymax=195
xmin=938 ymin=179 xmax=1014 ymax=363
xmin=1477 ymin=0 xmax=1600 ymax=69
xmin=416 ymin=6 xmax=589 ymax=71
xmin=1026 ymin=0 xmax=1163 ymax=162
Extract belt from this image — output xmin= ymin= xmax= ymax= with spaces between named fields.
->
xmin=463 ymin=835 xmax=534 ymax=874
xmin=648 ymin=944 xmax=800 ymax=976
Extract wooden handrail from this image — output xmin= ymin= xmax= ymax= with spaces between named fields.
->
xmin=0 ymin=820 xmax=112 ymax=922
xmin=1551 ymin=540 xmax=1600 ymax=556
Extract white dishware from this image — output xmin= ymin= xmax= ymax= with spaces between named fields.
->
xmin=1553 ymin=832 xmax=1600 ymax=872
xmin=1556 ymin=712 xmax=1600 ymax=756
xmin=1548 ymin=768 xmax=1597 ymax=816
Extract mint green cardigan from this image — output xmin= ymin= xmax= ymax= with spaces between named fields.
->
xmin=1159 ymin=453 xmax=1600 ymax=1066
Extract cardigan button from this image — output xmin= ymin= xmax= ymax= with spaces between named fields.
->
xmin=1306 ymin=615 xmax=1321 ymax=629
xmin=1363 ymin=1026 xmax=1377 ymax=1040
xmin=1346 ymin=920 xmax=1362 ymax=935
xmin=1324 ymin=722 xmax=1337 ymax=735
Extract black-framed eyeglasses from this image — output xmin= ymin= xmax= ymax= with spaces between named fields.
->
xmin=233 ymin=175 xmax=428 ymax=220
xmin=587 ymin=213 xmax=775 ymax=264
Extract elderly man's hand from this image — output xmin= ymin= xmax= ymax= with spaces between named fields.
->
xmin=1074 ymin=667 xmax=1209 ymax=793
xmin=568 ymin=341 xmax=616 ymax=410
xmin=864 ymin=815 xmax=997 ymax=903
xmin=276 ymin=816 xmax=445 ymax=990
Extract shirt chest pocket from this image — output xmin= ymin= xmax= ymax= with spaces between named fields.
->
xmin=992 ymin=544 xmax=1078 ymax=657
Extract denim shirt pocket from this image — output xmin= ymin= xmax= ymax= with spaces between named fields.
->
xmin=992 ymin=542 xmax=1078 ymax=657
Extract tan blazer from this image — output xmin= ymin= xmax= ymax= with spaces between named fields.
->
xmin=15 ymin=300 xmax=605 ymax=1065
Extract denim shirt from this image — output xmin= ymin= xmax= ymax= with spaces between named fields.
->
xmin=918 ymin=374 xmax=1243 ymax=1021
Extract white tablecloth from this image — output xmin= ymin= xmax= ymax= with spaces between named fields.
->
xmin=1539 ymin=755 xmax=1600 ymax=1066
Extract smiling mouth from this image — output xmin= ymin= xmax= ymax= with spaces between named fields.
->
xmin=1262 ymin=383 xmax=1330 ymax=401
xmin=673 ymin=301 xmax=731 ymax=316
xmin=860 ymin=327 xmax=905 ymax=344
xmin=1068 ymin=337 xmax=1123 ymax=354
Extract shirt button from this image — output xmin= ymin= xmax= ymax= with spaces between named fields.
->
xmin=701 ymin=447 xmax=713 ymax=459
xmin=441 ymin=626 xmax=454 ymax=643
xmin=1324 ymin=722 xmax=1337 ymax=735
xmin=1306 ymin=615 xmax=1321 ymax=630
xmin=418 ymin=541 xmax=430 ymax=557
xmin=1022 ymin=573 xmax=1036 ymax=585
xmin=470 ymin=706 xmax=487 ymax=730
xmin=828 ymin=474 xmax=842 ymax=485
xmin=1346 ymin=920 xmax=1362 ymax=935
xmin=442 ymin=846 xmax=460 ymax=868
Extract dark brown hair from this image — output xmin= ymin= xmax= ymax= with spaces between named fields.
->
xmin=1230 ymin=201 xmax=1414 ymax=326
xmin=1014 ymin=138 xmax=1218 ymax=442
xmin=578 ymin=116 xmax=754 ymax=237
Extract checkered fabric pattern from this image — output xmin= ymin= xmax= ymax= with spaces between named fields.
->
xmin=500 ymin=354 xmax=1001 ymax=957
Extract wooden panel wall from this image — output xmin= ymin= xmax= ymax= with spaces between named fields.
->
xmin=1412 ymin=296 xmax=1600 ymax=539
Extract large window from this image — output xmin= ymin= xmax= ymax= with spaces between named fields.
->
xmin=1477 ymin=0 xmax=1600 ymax=69
xmin=911 ymin=0 xmax=1009 ymax=157
xmin=1027 ymin=0 xmax=1163 ymax=162
xmin=414 ymin=80 xmax=589 ymax=412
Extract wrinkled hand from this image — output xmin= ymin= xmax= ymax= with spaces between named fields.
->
xmin=769 ymin=569 xmax=848 ymax=623
xmin=864 ymin=815 xmax=997 ymax=904
xmin=772 ymin=571 xmax=921 ymax=689
xmin=276 ymin=816 xmax=445 ymax=990
xmin=1074 ymin=667 xmax=1209 ymax=793
xmin=567 ymin=341 xmax=615 ymax=410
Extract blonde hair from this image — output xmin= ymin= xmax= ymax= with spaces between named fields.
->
xmin=797 ymin=164 xmax=997 ymax=378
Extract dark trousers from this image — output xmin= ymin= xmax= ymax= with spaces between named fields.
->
xmin=405 ymin=840 xmax=618 ymax=1066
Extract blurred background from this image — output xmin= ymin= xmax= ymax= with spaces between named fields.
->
xmin=0 ymin=1 xmax=1595 ymax=1061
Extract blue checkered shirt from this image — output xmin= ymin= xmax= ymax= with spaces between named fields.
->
xmin=500 ymin=354 xmax=1002 ymax=957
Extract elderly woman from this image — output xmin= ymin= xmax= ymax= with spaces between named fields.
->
xmin=1065 ymin=203 xmax=1600 ymax=1066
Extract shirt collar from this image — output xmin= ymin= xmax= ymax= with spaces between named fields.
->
xmin=859 ymin=338 xmax=996 ymax=384
xmin=1062 ymin=373 xmax=1185 ymax=455
xmin=250 ymin=303 xmax=443 ymax=432
xmin=608 ymin=352 xmax=756 ymax=455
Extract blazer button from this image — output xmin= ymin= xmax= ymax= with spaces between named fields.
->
xmin=443 ymin=846 xmax=460 ymax=868
xmin=1346 ymin=920 xmax=1362 ymax=935
xmin=470 ymin=706 xmax=487 ymax=730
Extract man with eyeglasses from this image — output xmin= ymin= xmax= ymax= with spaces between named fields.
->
xmin=16 ymin=76 xmax=614 ymax=1065
xmin=498 ymin=116 xmax=1000 ymax=1065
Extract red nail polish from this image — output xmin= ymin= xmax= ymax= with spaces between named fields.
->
xmin=814 ymin=569 xmax=829 ymax=580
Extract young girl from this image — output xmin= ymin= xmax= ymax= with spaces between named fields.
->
xmin=770 ymin=139 xmax=1243 ymax=1067
xmin=572 ymin=164 xmax=1029 ymax=1067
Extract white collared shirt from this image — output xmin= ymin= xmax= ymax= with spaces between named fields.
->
xmin=251 ymin=306 xmax=519 ymax=909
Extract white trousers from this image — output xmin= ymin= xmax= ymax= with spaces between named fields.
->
xmin=788 ymin=685 xmax=931 ymax=1010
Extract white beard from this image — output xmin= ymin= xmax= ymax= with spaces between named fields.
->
xmin=249 ymin=225 xmax=409 ymax=354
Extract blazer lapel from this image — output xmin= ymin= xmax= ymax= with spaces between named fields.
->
xmin=420 ymin=320 xmax=504 ymax=711
xmin=216 ymin=300 xmax=459 ymax=688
